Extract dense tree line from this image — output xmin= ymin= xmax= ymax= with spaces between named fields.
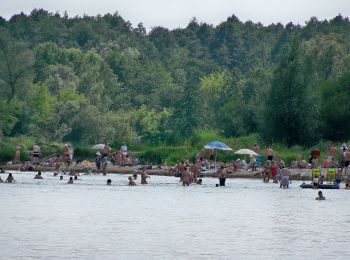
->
xmin=0 ymin=9 xmax=350 ymax=146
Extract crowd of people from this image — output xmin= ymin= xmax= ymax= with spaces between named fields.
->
xmin=3 ymin=141 xmax=350 ymax=190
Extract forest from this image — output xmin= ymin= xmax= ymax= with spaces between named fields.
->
xmin=0 ymin=9 xmax=350 ymax=162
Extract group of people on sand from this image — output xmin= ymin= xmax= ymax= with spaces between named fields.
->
xmin=14 ymin=142 xmax=135 ymax=175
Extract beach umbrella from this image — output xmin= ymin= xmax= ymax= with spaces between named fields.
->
xmin=204 ymin=141 xmax=233 ymax=170
xmin=204 ymin=141 xmax=233 ymax=151
xmin=234 ymin=149 xmax=258 ymax=156
xmin=92 ymin=144 xmax=106 ymax=150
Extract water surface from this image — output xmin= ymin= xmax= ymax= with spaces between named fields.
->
xmin=1 ymin=172 xmax=349 ymax=259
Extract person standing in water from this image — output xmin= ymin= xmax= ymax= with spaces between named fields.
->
xmin=181 ymin=166 xmax=190 ymax=186
xmin=128 ymin=176 xmax=136 ymax=186
xmin=34 ymin=171 xmax=43 ymax=179
xmin=280 ymin=167 xmax=292 ymax=188
xmin=141 ymin=169 xmax=149 ymax=184
xmin=190 ymin=161 xmax=199 ymax=183
xmin=5 ymin=173 xmax=15 ymax=183
xmin=218 ymin=165 xmax=227 ymax=186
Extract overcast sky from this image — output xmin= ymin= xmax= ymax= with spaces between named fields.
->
xmin=1 ymin=0 xmax=349 ymax=31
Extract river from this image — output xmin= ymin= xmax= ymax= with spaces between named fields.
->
xmin=1 ymin=172 xmax=349 ymax=259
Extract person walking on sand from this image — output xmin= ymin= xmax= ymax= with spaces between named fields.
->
xmin=218 ymin=165 xmax=227 ymax=186
xmin=63 ymin=144 xmax=71 ymax=170
xmin=102 ymin=143 xmax=111 ymax=159
xmin=32 ymin=144 xmax=41 ymax=164
xmin=265 ymin=144 xmax=274 ymax=161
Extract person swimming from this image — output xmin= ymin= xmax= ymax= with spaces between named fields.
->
xmin=316 ymin=191 xmax=326 ymax=200
xmin=34 ymin=171 xmax=43 ymax=179
xmin=67 ymin=176 xmax=74 ymax=184
xmin=107 ymin=179 xmax=112 ymax=185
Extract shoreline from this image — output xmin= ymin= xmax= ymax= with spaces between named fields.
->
xmin=0 ymin=163 xmax=314 ymax=181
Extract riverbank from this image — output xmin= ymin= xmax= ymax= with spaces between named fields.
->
xmin=0 ymin=163 xmax=317 ymax=180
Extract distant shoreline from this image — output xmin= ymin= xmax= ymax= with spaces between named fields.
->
xmin=0 ymin=164 xmax=316 ymax=181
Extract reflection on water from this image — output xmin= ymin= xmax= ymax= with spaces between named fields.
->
xmin=1 ymin=172 xmax=350 ymax=259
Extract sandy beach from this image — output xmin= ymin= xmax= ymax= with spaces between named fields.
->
xmin=0 ymin=163 xmax=316 ymax=180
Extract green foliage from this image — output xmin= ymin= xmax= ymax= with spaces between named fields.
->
xmin=263 ymin=39 xmax=319 ymax=146
xmin=0 ymin=9 xmax=350 ymax=158
xmin=0 ymin=28 xmax=34 ymax=101
xmin=320 ymin=66 xmax=350 ymax=141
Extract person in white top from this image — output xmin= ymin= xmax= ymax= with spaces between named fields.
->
xmin=32 ymin=144 xmax=41 ymax=164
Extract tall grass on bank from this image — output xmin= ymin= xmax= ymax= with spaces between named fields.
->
xmin=0 ymin=131 xmax=348 ymax=166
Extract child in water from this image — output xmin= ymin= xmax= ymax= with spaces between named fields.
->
xmin=316 ymin=191 xmax=326 ymax=200
xmin=128 ymin=176 xmax=136 ymax=186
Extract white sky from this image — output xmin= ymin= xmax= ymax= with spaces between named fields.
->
xmin=1 ymin=0 xmax=349 ymax=31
